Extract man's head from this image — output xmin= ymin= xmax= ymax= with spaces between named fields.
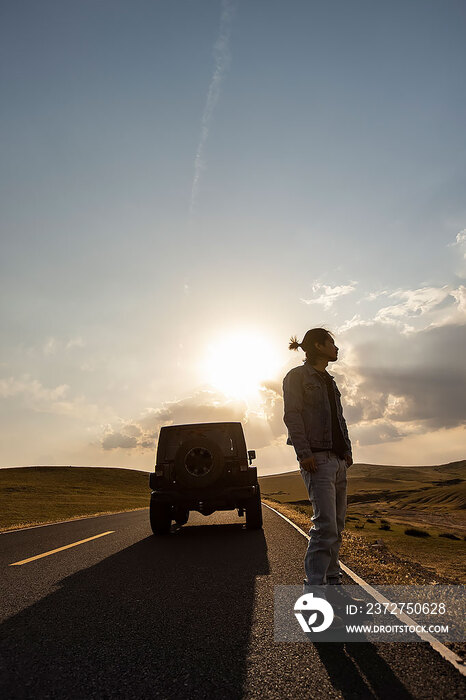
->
xmin=289 ymin=328 xmax=338 ymax=364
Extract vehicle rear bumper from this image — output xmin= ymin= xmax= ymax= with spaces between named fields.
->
xmin=150 ymin=484 xmax=259 ymax=510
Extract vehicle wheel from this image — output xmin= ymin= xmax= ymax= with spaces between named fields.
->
xmin=150 ymin=500 xmax=172 ymax=535
xmin=174 ymin=508 xmax=189 ymax=526
xmin=174 ymin=437 xmax=225 ymax=489
xmin=245 ymin=488 xmax=263 ymax=530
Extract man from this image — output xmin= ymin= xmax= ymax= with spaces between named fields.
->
xmin=282 ymin=328 xmax=353 ymax=590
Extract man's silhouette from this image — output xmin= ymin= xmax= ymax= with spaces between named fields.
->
xmin=282 ymin=328 xmax=353 ymax=589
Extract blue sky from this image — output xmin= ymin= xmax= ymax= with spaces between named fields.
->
xmin=1 ymin=0 xmax=465 ymax=472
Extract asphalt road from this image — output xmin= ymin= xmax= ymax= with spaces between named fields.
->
xmin=1 ymin=506 xmax=465 ymax=699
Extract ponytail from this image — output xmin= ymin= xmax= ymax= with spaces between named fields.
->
xmin=289 ymin=335 xmax=301 ymax=351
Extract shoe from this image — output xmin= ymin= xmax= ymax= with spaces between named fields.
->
xmin=301 ymin=580 xmax=344 ymax=629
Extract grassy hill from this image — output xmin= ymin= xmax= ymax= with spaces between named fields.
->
xmin=259 ymin=460 xmax=466 ymax=503
xmin=0 ymin=466 xmax=150 ymax=531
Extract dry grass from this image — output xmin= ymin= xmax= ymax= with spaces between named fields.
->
xmin=0 ymin=466 xmax=150 ymax=531
xmin=262 ymin=497 xmax=464 ymax=585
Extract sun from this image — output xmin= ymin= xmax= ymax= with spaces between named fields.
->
xmin=202 ymin=331 xmax=281 ymax=401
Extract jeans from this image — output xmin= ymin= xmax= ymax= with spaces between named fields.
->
xmin=300 ymin=451 xmax=347 ymax=585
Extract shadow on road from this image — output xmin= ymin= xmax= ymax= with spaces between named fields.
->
xmin=313 ymin=642 xmax=415 ymax=699
xmin=0 ymin=522 xmax=269 ymax=699
xmin=2 ymin=513 xmax=462 ymax=699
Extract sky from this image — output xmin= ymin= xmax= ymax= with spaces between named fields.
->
xmin=1 ymin=0 xmax=465 ymax=474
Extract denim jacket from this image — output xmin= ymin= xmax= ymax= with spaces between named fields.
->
xmin=282 ymin=362 xmax=352 ymax=462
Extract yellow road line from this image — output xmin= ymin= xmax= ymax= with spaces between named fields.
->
xmin=9 ymin=531 xmax=115 ymax=566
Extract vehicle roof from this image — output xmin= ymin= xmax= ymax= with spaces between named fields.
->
xmin=159 ymin=421 xmax=243 ymax=431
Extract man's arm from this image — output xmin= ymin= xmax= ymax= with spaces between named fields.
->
xmin=335 ymin=389 xmax=353 ymax=466
xmin=282 ymin=370 xmax=313 ymax=463
xmin=341 ymin=415 xmax=352 ymax=457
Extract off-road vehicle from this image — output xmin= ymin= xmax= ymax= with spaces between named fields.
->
xmin=149 ymin=422 xmax=262 ymax=534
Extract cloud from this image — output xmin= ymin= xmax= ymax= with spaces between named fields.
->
xmin=101 ymin=433 xmax=138 ymax=450
xmin=65 ymin=337 xmax=85 ymax=350
xmin=359 ymin=290 xmax=390 ymax=302
xmin=40 ymin=336 xmax=84 ymax=357
xmin=374 ymin=286 xmax=451 ymax=325
xmin=448 ymin=229 xmax=466 ymax=251
xmin=350 ymin=420 xmax=404 ymax=447
xmin=100 ymin=390 xmax=247 ymax=452
xmin=189 ymin=0 xmax=236 ymax=215
xmin=99 ymin=381 xmax=290 ymax=454
xmin=43 ymin=338 xmax=58 ymax=356
xmin=98 ymin=283 xmax=466 ymax=457
xmin=427 ymin=284 xmax=466 ymax=328
xmin=339 ymin=322 xmax=466 ymax=444
xmin=448 ymin=229 xmax=466 ymax=275
xmin=337 ymin=314 xmax=374 ymax=333
xmin=98 ymin=315 xmax=466 ymax=455
xmin=0 ymin=375 xmax=69 ymax=403
xmin=0 ymin=374 xmax=100 ymax=419
xmin=123 ymin=424 xmax=142 ymax=438
xmin=300 ymin=282 xmax=358 ymax=309
xmin=243 ymin=381 xmax=287 ymax=449
xmin=337 ymin=283 xmax=466 ymax=333
xmin=450 ymin=285 xmax=466 ymax=314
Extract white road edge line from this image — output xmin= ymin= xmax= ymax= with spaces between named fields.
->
xmin=263 ymin=502 xmax=466 ymax=677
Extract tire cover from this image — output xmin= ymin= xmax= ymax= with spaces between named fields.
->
xmin=174 ymin=436 xmax=225 ymax=488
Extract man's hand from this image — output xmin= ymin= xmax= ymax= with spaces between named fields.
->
xmin=300 ymin=456 xmax=317 ymax=473
xmin=344 ymin=453 xmax=353 ymax=468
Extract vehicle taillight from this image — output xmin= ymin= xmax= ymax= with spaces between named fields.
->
xmin=155 ymin=461 xmax=169 ymax=476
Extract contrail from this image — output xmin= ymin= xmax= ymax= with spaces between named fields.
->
xmin=189 ymin=0 xmax=236 ymax=215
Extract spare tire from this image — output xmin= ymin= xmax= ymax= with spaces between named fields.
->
xmin=174 ymin=436 xmax=225 ymax=489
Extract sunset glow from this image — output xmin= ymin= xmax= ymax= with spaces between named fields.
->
xmin=202 ymin=332 xmax=281 ymax=401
